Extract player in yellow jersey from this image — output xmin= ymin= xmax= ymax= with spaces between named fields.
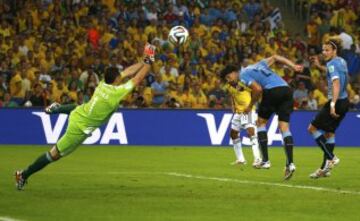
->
xmin=223 ymin=80 xmax=262 ymax=167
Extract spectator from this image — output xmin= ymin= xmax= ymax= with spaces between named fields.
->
xmin=243 ymin=0 xmax=261 ymax=21
xmin=338 ymin=28 xmax=354 ymax=50
xmin=9 ymin=69 xmax=24 ymax=105
xmin=2 ymin=92 xmax=18 ymax=107
xmin=151 ymin=74 xmax=167 ymax=107
xmin=306 ymin=90 xmax=318 ymax=110
xmin=29 ymin=83 xmax=47 ymax=107
xmin=350 ymin=94 xmax=360 ymax=110
xmin=293 ymin=81 xmax=309 ymax=108
xmin=207 ymin=79 xmax=226 ymax=108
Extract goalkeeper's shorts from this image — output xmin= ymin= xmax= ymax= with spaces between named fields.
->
xmin=56 ymin=115 xmax=89 ymax=157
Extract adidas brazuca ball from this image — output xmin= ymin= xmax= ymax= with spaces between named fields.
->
xmin=168 ymin=26 xmax=189 ymax=45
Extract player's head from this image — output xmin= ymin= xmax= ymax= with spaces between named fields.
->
xmin=220 ymin=65 xmax=239 ymax=84
xmin=322 ymin=38 xmax=341 ymax=61
xmin=104 ymin=67 xmax=120 ymax=84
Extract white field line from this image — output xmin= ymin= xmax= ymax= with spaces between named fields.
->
xmin=44 ymin=171 xmax=360 ymax=196
xmin=0 ymin=216 xmax=25 ymax=221
xmin=165 ymin=172 xmax=360 ymax=196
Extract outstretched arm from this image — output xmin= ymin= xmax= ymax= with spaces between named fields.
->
xmin=127 ymin=43 xmax=156 ymax=86
xmin=130 ymin=63 xmax=151 ymax=86
xmin=265 ymin=55 xmax=303 ymax=72
xmin=121 ymin=63 xmax=144 ymax=78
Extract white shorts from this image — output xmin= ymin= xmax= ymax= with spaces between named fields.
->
xmin=231 ymin=111 xmax=257 ymax=131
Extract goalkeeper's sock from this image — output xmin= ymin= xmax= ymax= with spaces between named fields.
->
xmin=56 ymin=103 xmax=77 ymax=114
xmin=311 ymin=130 xmax=334 ymax=160
xmin=257 ymin=127 xmax=269 ymax=162
xmin=232 ymin=138 xmax=245 ymax=162
xmin=321 ymin=137 xmax=336 ymax=169
xmin=22 ymin=152 xmax=54 ymax=180
xmin=282 ymin=131 xmax=294 ymax=166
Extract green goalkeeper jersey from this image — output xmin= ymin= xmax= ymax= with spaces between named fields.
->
xmin=70 ymin=80 xmax=135 ymax=134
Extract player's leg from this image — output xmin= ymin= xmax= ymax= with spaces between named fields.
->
xmin=322 ymin=98 xmax=349 ymax=170
xmin=309 ymin=99 xmax=349 ymax=179
xmin=278 ymin=121 xmax=296 ymax=180
xmin=15 ymin=145 xmax=61 ymax=190
xmin=15 ymin=120 xmax=88 ymax=190
xmin=321 ymin=133 xmax=338 ymax=168
xmin=277 ymin=87 xmax=295 ymax=180
xmin=244 ymin=111 xmax=261 ymax=166
xmin=308 ymin=102 xmax=335 ymax=161
xmin=278 ymin=121 xmax=294 ymax=166
xmin=230 ymin=114 xmax=246 ymax=164
xmin=255 ymin=117 xmax=271 ymax=169
xmin=45 ymin=103 xmax=77 ymax=114
xmin=256 ymin=90 xmax=273 ymax=168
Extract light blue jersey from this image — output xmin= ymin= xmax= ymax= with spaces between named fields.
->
xmin=326 ymin=57 xmax=348 ymax=99
xmin=239 ymin=60 xmax=288 ymax=89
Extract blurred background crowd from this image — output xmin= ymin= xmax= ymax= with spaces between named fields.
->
xmin=0 ymin=0 xmax=359 ymax=110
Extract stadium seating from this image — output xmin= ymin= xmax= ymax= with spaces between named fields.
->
xmin=0 ymin=0 xmax=359 ymax=110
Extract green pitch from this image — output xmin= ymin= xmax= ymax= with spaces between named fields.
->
xmin=1 ymin=146 xmax=359 ymax=221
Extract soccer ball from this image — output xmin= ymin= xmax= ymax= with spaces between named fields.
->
xmin=168 ymin=26 xmax=189 ymax=45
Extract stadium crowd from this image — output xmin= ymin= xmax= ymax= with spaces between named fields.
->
xmin=0 ymin=0 xmax=359 ymax=110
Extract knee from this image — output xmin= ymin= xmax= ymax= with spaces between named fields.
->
xmin=278 ymin=122 xmax=289 ymax=133
xmin=256 ymin=118 xmax=267 ymax=128
xmin=49 ymin=146 xmax=61 ymax=161
xmin=230 ymin=130 xmax=239 ymax=140
xmin=247 ymin=127 xmax=255 ymax=136
xmin=307 ymin=124 xmax=316 ymax=134
xmin=324 ymin=133 xmax=334 ymax=139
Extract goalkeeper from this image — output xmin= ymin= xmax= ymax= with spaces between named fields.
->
xmin=15 ymin=44 xmax=156 ymax=190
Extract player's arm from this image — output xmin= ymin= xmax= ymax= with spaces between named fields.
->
xmin=264 ymin=55 xmax=303 ymax=72
xmin=330 ymin=76 xmax=340 ymax=118
xmin=130 ymin=63 xmax=151 ymax=86
xmin=120 ymin=63 xmax=144 ymax=78
xmin=240 ymin=72 xmax=261 ymax=112
xmin=125 ymin=43 xmax=155 ymax=86
xmin=246 ymin=81 xmax=262 ymax=112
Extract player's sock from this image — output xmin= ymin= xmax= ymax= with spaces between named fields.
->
xmin=22 ymin=152 xmax=54 ymax=180
xmin=321 ymin=137 xmax=336 ymax=169
xmin=257 ymin=126 xmax=269 ymax=162
xmin=250 ymin=135 xmax=261 ymax=161
xmin=56 ymin=104 xmax=77 ymax=114
xmin=311 ymin=130 xmax=334 ymax=160
xmin=282 ymin=131 xmax=294 ymax=166
xmin=232 ymin=138 xmax=245 ymax=162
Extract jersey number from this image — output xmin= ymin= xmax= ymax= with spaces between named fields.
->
xmin=255 ymin=68 xmax=271 ymax=77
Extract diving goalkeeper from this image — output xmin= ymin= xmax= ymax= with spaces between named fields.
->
xmin=15 ymin=43 xmax=156 ymax=190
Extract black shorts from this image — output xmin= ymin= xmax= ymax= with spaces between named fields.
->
xmin=258 ymin=86 xmax=294 ymax=122
xmin=311 ymin=98 xmax=349 ymax=133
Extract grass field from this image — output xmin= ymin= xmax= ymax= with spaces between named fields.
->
xmin=1 ymin=145 xmax=360 ymax=221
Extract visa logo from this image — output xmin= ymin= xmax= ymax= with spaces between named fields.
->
xmin=32 ymin=112 xmax=128 ymax=144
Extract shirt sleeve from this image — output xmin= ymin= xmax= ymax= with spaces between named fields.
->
xmin=115 ymin=80 xmax=135 ymax=97
xmin=328 ymin=62 xmax=340 ymax=81
xmin=240 ymin=71 xmax=253 ymax=87
xmin=258 ymin=59 xmax=269 ymax=69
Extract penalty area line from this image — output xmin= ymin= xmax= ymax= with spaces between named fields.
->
xmin=165 ymin=172 xmax=360 ymax=196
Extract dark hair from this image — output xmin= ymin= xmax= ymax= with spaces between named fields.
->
xmin=104 ymin=67 xmax=120 ymax=84
xmin=325 ymin=38 xmax=342 ymax=54
xmin=220 ymin=65 xmax=239 ymax=81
